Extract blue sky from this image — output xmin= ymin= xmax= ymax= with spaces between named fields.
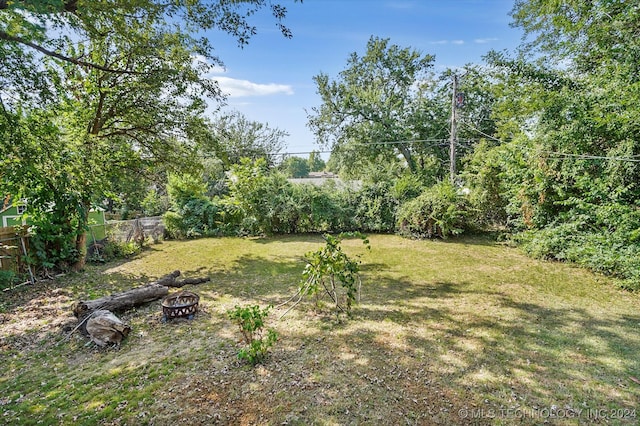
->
xmin=205 ymin=0 xmax=524 ymax=155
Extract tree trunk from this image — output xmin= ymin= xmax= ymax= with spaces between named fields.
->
xmin=72 ymin=232 xmax=87 ymax=271
xmin=73 ymin=284 xmax=169 ymax=319
xmin=72 ymin=270 xmax=210 ymax=318
xmin=397 ymin=143 xmax=416 ymax=172
xmin=71 ymin=201 xmax=90 ymax=272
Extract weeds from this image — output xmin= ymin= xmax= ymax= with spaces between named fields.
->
xmin=227 ymin=304 xmax=278 ymax=365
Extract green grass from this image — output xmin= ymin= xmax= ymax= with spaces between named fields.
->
xmin=1 ymin=234 xmax=639 ymax=425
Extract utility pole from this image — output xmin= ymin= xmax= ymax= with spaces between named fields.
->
xmin=449 ymin=73 xmax=458 ymax=184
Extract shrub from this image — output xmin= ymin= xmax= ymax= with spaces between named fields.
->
xmin=227 ymin=305 xmax=278 ymax=365
xmin=228 ymin=158 xmax=309 ymax=235
xmin=0 ymin=270 xmax=19 ymax=290
xmin=163 ymin=197 xmax=236 ymax=239
xmin=163 ymin=211 xmax=187 ymax=239
xmin=302 ymin=182 xmax=351 ymax=233
xmin=167 ymin=173 xmax=208 ymax=209
xmin=179 ymin=198 xmax=220 ymax=238
xmin=29 ymin=213 xmax=80 ymax=272
xmin=141 ymin=189 xmax=169 ymax=217
xmin=514 ymin=203 xmax=640 ymax=291
xmin=352 ymin=180 xmax=397 ymax=233
xmin=88 ymin=238 xmax=142 ymax=263
xmin=390 ymin=173 xmax=426 ymax=202
xmin=101 ymin=239 xmax=141 ymax=260
xmin=397 ymin=181 xmax=469 ymax=239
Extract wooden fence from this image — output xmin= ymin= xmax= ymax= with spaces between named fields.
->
xmin=0 ymin=217 xmax=164 ymax=277
xmin=0 ymin=223 xmax=108 ymax=274
xmin=0 ymin=226 xmax=30 ymax=274
xmin=106 ymin=217 xmax=164 ymax=243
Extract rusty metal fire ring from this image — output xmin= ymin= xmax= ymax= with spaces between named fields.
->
xmin=162 ymin=291 xmax=199 ymax=320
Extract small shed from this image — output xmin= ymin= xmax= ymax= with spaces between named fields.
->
xmin=0 ymin=202 xmax=28 ymax=228
xmin=0 ymin=202 xmax=107 ymax=245
xmin=87 ymin=209 xmax=107 ymax=244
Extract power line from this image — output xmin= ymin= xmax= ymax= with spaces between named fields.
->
xmin=459 ymin=123 xmax=640 ymax=163
xmin=355 ymin=140 xmax=453 ymax=149
xmin=543 ymin=151 xmax=640 ymax=163
xmin=194 ymin=138 xmax=461 ymax=160
xmin=461 ymin=122 xmax=506 ymax=144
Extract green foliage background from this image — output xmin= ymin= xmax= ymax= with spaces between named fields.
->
xmin=2 ymin=0 xmax=640 ymax=290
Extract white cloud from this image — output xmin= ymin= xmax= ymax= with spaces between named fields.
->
xmin=191 ymin=53 xmax=208 ymax=66
xmin=212 ymin=77 xmax=294 ymax=97
xmin=192 ymin=54 xmax=292 ymax=97
xmin=474 ymin=38 xmax=499 ymax=44
xmin=430 ymin=39 xmax=465 ymax=45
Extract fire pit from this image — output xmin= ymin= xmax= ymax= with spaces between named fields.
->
xmin=162 ymin=291 xmax=199 ymax=320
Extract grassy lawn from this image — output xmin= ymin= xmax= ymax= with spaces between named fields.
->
xmin=1 ymin=234 xmax=639 ymax=425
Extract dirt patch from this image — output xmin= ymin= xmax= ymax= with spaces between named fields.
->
xmin=0 ymin=286 xmax=76 ymax=351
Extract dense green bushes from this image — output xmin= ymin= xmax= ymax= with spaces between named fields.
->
xmin=513 ymin=203 xmax=640 ymax=290
xmin=28 ymin=207 xmax=82 ymax=272
xmin=158 ymin=148 xmax=640 ymax=291
xmin=161 ymin=159 xmax=461 ymax=238
xmin=461 ymin=138 xmax=640 ymax=290
xmin=397 ymin=181 xmax=470 ymax=238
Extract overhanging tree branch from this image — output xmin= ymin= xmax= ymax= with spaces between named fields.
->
xmin=0 ymin=0 xmax=77 ymax=13
xmin=0 ymin=30 xmax=143 ymax=75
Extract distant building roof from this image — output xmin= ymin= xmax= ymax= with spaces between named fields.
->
xmin=288 ymin=176 xmax=362 ymax=189
xmin=307 ymin=171 xmax=338 ymax=179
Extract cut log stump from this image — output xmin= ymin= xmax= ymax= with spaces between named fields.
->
xmin=85 ymin=310 xmax=131 ymax=347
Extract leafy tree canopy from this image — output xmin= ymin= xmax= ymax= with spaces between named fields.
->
xmin=307 ymin=150 xmax=326 ymax=173
xmin=0 ymin=0 xmax=299 ymax=270
xmin=308 ymin=36 xmax=500 ymax=180
xmin=308 ymin=36 xmax=436 ymax=174
xmin=281 ymin=156 xmax=309 ymax=178
xmin=204 ymin=110 xmax=288 ymax=169
xmin=0 ymin=0 xmax=297 ymax=106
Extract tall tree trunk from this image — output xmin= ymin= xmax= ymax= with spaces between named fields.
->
xmin=72 ymin=232 xmax=87 ymax=271
xmin=397 ymin=143 xmax=416 ymax=172
xmin=71 ymin=201 xmax=90 ymax=271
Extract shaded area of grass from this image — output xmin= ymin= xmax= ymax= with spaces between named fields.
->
xmin=0 ymin=234 xmax=638 ymax=425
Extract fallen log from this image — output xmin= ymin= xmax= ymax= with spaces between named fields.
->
xmin=156 ymin=270 xmax=211 ymax=287
xmin=153 ymin=270 xmax=182 ymax=286
xmin=73 ymin=284 xmax=169 ymax=319
xmin=169 ymin=276 xmax=211 ymax=287
xmin=71 ymin=271 xmax=210 ymax=346
xmin=72 ymin=270 xmax=210 ymax=318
